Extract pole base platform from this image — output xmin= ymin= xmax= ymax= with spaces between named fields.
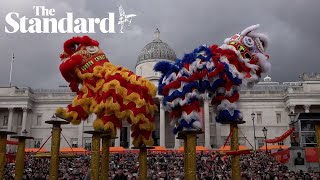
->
xmin=83 ymin=130 xmax=106 ymax=135
xmin=0 ymin=131 xmax=16 ymax=135
xmin=45 ymin=119 xmax=70 ymax=125
xmin=177 ymin=129 xmax=203 ymax=139
xmin=132 ymin=146 xmax=154 ymax=150
xmin=220 ymin=120 xmax=246 ymax=125
xmin=11 ymin=135 xmax=33 ymax=140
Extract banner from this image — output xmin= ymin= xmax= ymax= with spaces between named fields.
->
xmin=265 ymin=128 xmax=294 ymax=143
xmin=271 ymin=149 xmax=290 ymax=164
xmin=305 ymin=148 xmax=319 ymax=162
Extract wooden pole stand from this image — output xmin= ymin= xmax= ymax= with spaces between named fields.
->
xmin=0 ymin=131 xmax=16 ymax=180
xmin=220 ymin=120 xmax=245 ymax=180
xmin=230 ymin=123 xmax=240 ymax=180
xmin=11 ymin=135 xmax=33 ymax=180
xmin=45 ymin=119 xmax=69 ymax=180
xmin=315 ymin=124 xmax=320 ymax=166
xmin=101 ymin=131 xmax=117 ymax=180
xmin=132 ymin=145 xmax=154 ymax=180
xmin=177 ymin=129 xmax=203 ymax=180
xmin=84 ymin=130 xmax=103 ymax=180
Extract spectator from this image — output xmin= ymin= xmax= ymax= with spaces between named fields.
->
xmin=4 ymin=151 xmax=317 ymax=180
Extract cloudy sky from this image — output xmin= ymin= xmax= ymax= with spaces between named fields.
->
xmin=0 ymin=0 xmax=319 ymax=89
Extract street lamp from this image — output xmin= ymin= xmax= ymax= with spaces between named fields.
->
xmin=251 ymin=112 xmax=257 ymax=151
xmin=288 ymin=112 xmax=296 ymax=126
xmin=288 ymin=112 xmax=298 ymax=146
xmin=262 ymin=127 xmax=268 ymax=154
xmin=22 ymin=129 xmax=28 ymax=135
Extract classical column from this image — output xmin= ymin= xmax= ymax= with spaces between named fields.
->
xmin=304 ymin=104 xmax=310 ymax=113
xmin=21 ymin=107 xmax=28 ymax=134
xmin=114 ymin=128 xmax=120 ymax=147
xmin=129 ymin=128 xmax=133 ymax=148
xmin=7 ymin=108 xmax=14 ymax=132
xmin=215 ymin=123 xmax=221 ymax=148
xmin=160 ymin=98 xmax=166 ymax=147
xmin=203 ymin=96 xmax=211 ymax=148
xmin=174 ymin=134 xmax=180 ymax=149
xmin=288 ymin=104 xmax=295 ymax=114
xmin=78 ymin=121 xmax=84 ymax=147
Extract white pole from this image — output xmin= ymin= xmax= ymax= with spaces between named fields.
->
xmin=9 ymin=53 xmax=14 ymax=87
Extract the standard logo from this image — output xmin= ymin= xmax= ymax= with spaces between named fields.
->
xmin=5 ymin=5 xmax=137 ymax=34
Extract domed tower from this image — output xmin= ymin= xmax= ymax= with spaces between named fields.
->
xmin=136 ymin=28 xmax=176 ymax=86
xmin=136 ymin=29 xmax=176 ymax=147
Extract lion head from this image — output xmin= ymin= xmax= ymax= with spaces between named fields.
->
xmin=222 ymin=24 xmax=270 ymax=86
xmin=59 ymin=36 xmax=109 ymax=84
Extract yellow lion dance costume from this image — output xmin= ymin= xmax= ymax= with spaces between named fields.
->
xmin=56 ymin=36 xmax=157 ymax=147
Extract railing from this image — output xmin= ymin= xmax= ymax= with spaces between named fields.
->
xmin=33 ymin=88 xmax=72 ymax=93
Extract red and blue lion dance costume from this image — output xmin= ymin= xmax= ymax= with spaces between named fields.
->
xmin=155 ymin=24 xmax=271 ymax=134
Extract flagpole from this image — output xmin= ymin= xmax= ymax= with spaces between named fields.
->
xmin=9 ymin=53 xmax=14 ymax=87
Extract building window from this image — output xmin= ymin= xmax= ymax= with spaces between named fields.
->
xmin=18 ymin=113 xmax=22 ymax=126
xmin=36 ymin=115 xmax=42 ymax=126
xmin=71 ymin=138 xmax=78 ymax=148
xmin=120 ymin=127 xmax=129 ymax=148
xmin=257 ymin=137 xmax=265 ymax=148
xmin=3 ymin=116 xmax=8 ymax=126
xmin=84 ymin=138 xmax=92 ymax=150
xmin=222 ymin=136 xmax=230 ymax=146
xmin=257 ymin=112 xmax=262 ymax=124
xmin=276 ymin=112 xmax=281 ymax=124
xmin=34 ymin=139 xmax=42 ymax=148
xmin=278 ymin=141 xmax=284 ymax=146
xmin=239 ymin=137 xmax=246 ymax=145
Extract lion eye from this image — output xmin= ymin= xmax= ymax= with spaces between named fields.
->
xmin=243 ymin=36 xmax=254 ymax=48
xmin=86 ymin=46 xmax=99 ymax=54
xmin=71 ymin=43 xmax=80 ymax=52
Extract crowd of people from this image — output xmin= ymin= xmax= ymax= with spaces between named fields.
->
xmin=4 ymin=151 xmax=319 ymax=180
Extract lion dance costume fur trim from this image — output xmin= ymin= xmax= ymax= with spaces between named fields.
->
xmin=56 ymin=36 xmax=157 ymax=147
xmin=155 ymin=24 xmax=271 ymax=134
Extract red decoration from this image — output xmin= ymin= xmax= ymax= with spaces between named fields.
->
xmin=6 ymin=140 xmax=18 ymax=145
xmin=265 ymin=128 xmax=294 ymax=143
